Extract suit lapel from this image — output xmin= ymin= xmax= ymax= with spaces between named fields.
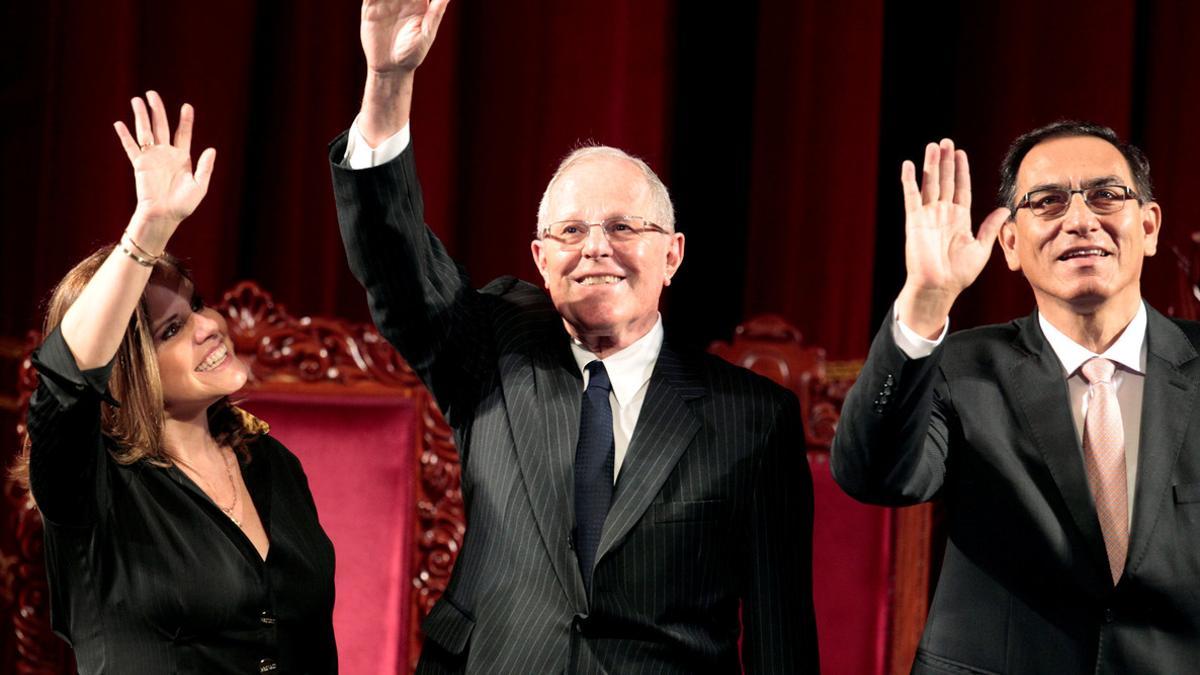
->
xmin=1005 ymin=313 xmax=1111 ymax=582
xmin=1127 ymin=308 xmax=1198 ymax=574
xmin=595 ymin=345 xmax=704 ymax=565
xmin=497 ymin=322 xmax=587 ymax=607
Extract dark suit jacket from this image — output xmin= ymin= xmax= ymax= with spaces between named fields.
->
xmin=832 ymin=308 xmax=1200 ymax=674
xmin=329 ymin=135 xmax=818 ymax=674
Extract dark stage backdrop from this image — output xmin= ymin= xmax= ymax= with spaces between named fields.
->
xmin=3 ymin=0 xmax=1200 ymax=361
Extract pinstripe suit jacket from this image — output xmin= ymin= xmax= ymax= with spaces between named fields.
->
xmin=330 ymin=136 xmax=818 ymax=674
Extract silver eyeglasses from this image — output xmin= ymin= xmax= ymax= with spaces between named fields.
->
xmin=1015 ymin=184 xmax=1139 ymax=219
xmin=538 ymin=216 xmax=668 ymax=247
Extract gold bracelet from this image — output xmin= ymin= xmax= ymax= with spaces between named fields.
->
xmin=119 ymin=235 xmax=158 ymax=267
xmin=123 ymin=230 xmax=163 ymax=260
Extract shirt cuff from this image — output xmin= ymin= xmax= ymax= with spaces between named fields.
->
xmin=891 ymin=301 xmax=948 ymax=359
xmin=344 ymin=117 xmax=412 ymax=169
xmin=31 ymin=326 xmax=121 ymax=408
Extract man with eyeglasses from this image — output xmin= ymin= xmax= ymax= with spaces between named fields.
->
xmin=833 ymin=120 xmax=1200 ymax=673
xmin=328 ymin=2 xmax=818 ymax=673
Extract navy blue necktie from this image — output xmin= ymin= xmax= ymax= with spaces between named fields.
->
xmin=575 ymin=360 xmax=614 ymax=593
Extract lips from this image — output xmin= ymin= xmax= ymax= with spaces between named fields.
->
xmin=196 ymin=343 xmax=229 ymax=372
xmin=1058 ymin=247 xmax=1111 ymax=261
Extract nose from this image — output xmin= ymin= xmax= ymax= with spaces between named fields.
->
xmin=580 ymin=223 xmax=613 ymax=258
xmin=193 ymin=309 xmax=222 ymax=343
xmin=1062 ymin=191 xmax=1100 ymax=236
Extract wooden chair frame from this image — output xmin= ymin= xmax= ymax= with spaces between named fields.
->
xmin=0 ymin=281 xmax=466 ymax=674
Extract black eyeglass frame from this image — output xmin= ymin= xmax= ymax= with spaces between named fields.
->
xmin=1014 ymin=184 xmax=1140 ymax=218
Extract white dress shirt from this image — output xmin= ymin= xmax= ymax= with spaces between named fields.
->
xmin=893 ymin=301 xmax=1148 ymax=519
xmin=343 ymin=116 xmax=411 ymax=169
xmin=571 ymin=317 xmax=664 ymax=483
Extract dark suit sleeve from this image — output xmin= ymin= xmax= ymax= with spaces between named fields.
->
xmin=741 ymin=390 xmax=819 ymax=673
xmin=830 ymin=317 xmax=954 ymax=506
xmin=329 ymin=133 xmax=483 ymax=414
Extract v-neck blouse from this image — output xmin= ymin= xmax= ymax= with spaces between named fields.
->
xmin=26 ymin=327 xmax=336 ymax=674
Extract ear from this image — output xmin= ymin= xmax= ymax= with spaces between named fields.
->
xmin=663 ymin=232 xmax=685 ymax=286
xmin=530 ymin=239 xmax=552 ymax=288
xmin=998 ymin=219 xmax=1022 ymax=271
xmin=1140 ymin=201 xmax=1162 ymax=257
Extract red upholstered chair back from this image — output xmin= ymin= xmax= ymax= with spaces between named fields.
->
xmin=2 ymin=291 xmax=930 ymax=674
xmin=0 ymin=282 xmax=465 ymax=675
xmin=709 ymin=315 xmax=935 ymax=675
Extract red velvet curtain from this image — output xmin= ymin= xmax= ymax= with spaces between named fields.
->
xmin=3 ymin=0 xmax=1199 ymax=359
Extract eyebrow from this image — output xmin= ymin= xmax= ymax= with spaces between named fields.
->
xmin=149 ymin=280 xmax=197 ymax=336
xmin=152 ymin=312 xmax=181 ymax=336
xmin=1026 ymin=175 xmax=1127 ymax=192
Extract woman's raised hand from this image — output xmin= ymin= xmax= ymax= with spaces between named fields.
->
xmin=113 ymin=91 xmax=216 ymax=252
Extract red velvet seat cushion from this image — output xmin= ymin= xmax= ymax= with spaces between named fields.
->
xmin=240 ymin=390 xmax=418 ymax=675
xmin=809 ymin=452 xmax=892 ymax=674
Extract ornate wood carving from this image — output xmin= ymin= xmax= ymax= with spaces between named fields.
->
xmin=6 ymin=288 xmax=933 ymax=674
xmin=2 ymin=282 xmax=466 ymax=674
xmin=2 ymin=331 xmax=74 ymax=674
xmin=708 ymin=314 xmax=856 ymax=450
xmin=709 ymin=314 xmax=933 ymax=675
xmin=216 ymin=282 xmax=467 ymax=673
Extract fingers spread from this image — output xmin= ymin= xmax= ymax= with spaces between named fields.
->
xmin=132 ymin=97 xmax=153 ymax=147
xmin=114 ymin=121 xmax=140 ymax=162
xmin=901 ymin=160 xmax=921 ymax=214
xmin=194 ymin=147 xmax=217 ymax=191
xmin=954 ymin=149 xmax=971 ymax=208
xmin=921 ymin=142 xmax=940 ymax=203
xmin=426 ymin=0 xmax=451 ymax=40
xmin=977 ymin=207 xmax=1010 ymax=246
xmin=146 ymin=91 xmax=171 ymax=145
xmin=938 ymin=138 xmax=955 ymax=203
xmin=175 ymin=103 xmax=194 ymax=154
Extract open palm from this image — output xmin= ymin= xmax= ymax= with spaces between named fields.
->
xmin=902 ymin=140 xmax=1009 ymax=299
xmin=113 ymin=91 xmax=215 ymax=233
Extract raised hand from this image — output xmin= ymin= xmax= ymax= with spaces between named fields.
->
xmin=361 ymin=0 xmax=450 ymax=74
xmin=112 ymin=91 xmax=216 ymax=253
xmin=896 ymin=139 xmax=1010 ymax=337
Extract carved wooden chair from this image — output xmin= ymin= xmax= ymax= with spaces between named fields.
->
xmin=2 ymin=289 xmax=932 ymax=674
xmin=709 ymin=315 xmax=935 ymax=675
xmin=0 ymin=282 xmax=465 ymax=674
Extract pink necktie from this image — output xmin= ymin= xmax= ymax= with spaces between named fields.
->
xmin=1081 ymin=357 xmax=1128 ymax=584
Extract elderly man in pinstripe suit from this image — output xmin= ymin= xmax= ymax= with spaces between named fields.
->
xmin=331 ymin=2 xmax=819 ymax=672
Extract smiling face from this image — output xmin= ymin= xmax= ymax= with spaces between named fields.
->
xmin=530 ymin=155 xmax=684 ymax=353
xmin=999 ymin=135 xmax=1161 ymax=319
xmin=145 ymin=274 xmax=248 ymax=418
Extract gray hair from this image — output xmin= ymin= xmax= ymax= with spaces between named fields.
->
xmin=536 ymin=145 xmax=675 ymax=234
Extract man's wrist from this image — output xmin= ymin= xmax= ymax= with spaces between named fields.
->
xmin=895 ymin=284 xmax=954 ymax=340
xmin=359 ymin=69 xmax=414 ymax=147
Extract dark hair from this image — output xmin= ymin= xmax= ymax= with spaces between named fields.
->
xmin=997 ymin=120 xmax=1154 ymax=215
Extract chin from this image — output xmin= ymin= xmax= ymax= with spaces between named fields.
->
xmin=562 ymin=299 xmax=625 ymax=330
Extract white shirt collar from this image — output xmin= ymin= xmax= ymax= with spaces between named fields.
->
xmin=570 ymin=315 xmax=664 ymax=406
xmin=1038 ymin=301 xmax=1147 ymax=377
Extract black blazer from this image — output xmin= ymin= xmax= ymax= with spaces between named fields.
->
xmin=832 ymin=308 xmax=1200 ymax=674
xmin=329 ymin=136 xmax=818 ymax=674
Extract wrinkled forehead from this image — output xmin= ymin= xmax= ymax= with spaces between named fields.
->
xmin=1016 ymin=135 xmax=1133 ymax=192
xmin=545 ymin=156 xmax=654 ymax=221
